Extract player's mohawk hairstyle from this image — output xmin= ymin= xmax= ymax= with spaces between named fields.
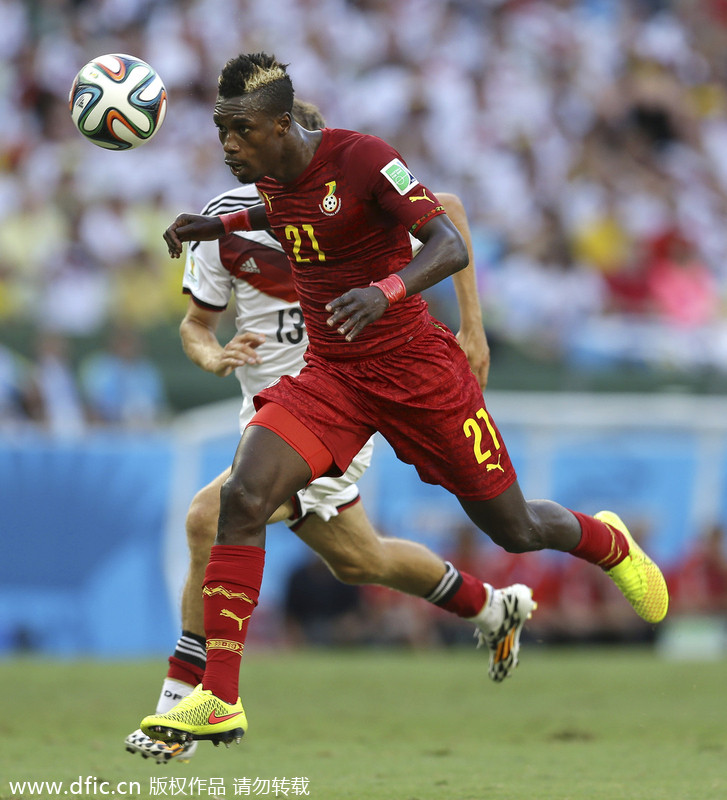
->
xmin=218 ymin=53 xmax=294 ymax=116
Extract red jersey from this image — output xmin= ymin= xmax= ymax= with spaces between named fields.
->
xmin=256 ymin=128 xmax=446 ymax=360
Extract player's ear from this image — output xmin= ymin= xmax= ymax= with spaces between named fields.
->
xmin=276 ymin=111 xmax=293 ymax=136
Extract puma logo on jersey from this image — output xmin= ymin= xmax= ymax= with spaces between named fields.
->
xmin=238 ymin=256 xmax=260 ymax=274
xmin=220 ymin=608 xmax=252 ymax=631
xmin=486 ymin=454 xmax=505 ymax=473
xmin=408 ymin=190 xmax=433 ymax=203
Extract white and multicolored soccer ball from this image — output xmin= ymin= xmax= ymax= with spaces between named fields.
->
xmin=69 ymin=54 xmax=167 ymax=150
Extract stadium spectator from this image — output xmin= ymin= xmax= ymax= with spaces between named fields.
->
xmin=0 ymin=344 xmax=29 ymax=425
xmin=669 ymin=522 xmax=727 ymax=615
xmin=23 ymin=331 xmax=87 ymax=435
xmin=79 ymin=326 xmax=168 ymax=428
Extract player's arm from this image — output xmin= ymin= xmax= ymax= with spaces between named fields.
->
xmin=326 ymin=213 xmax=467 ymax=342
xmin=180 ymin=298 xmax=265 ymax=377
xmin=437 ymin=192 xmax=490 ymax=391
xmin=164 ymin=204 xmax=270 ymax=259
xmin=394 ymin=212 xmax=468 ymax=295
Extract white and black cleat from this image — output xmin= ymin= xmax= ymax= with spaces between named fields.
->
xmin=472 ymin=583 xmax=537 ymax=682
xmin=125 ymin=729 xmax=197 ymax=764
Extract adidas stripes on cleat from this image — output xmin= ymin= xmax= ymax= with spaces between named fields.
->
xmin=472 ymin=583 xmax=536 ymax=682
xmin=125 ymin=729 xmax=197 ymax=763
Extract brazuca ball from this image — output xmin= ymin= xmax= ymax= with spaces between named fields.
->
xmin=69 ymin=53 xmax=167 ymax=151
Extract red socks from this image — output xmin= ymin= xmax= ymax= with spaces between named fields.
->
xmin=569 ymin=511 xmax=629 ymax=570
xmin=425 ymin=561 xmax=489 ymax=618
xmin=201 ymin=544 xmax=265 ymax=704
xmin=167 ymin=655 xmax=204 ymax=688
xmin=439 ymin=571 xmax=489 ymax=618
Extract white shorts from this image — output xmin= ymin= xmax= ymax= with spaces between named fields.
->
xmin=240 ymin=394 xmax=374 ymax=527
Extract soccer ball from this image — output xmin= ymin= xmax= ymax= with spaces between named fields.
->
xmin=69 ymin=54 xmax=167 ymax=150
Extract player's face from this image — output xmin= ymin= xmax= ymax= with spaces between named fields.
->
xmin=213 ymin=94 xmax=288 ymax=184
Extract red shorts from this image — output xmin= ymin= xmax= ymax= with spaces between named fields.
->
xmin=254 ymin=318 xmax=516 ymax=501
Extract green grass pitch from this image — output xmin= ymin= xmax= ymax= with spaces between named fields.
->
xmin=1 ymin=647 xmax=724 ymax=800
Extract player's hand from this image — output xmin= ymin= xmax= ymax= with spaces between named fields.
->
xmin=163 ymin=213 xmax=226 ymax=258
xmin=209 ymin=332 xmax=265 ymax=377
xmin=326 ymin=287 xmax=389 ymax=341
xmin=457 ymin=326 xmax=490 ymax=391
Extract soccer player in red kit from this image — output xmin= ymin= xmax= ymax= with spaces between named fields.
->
xmin=142 ymin=52 xmax=669 ymax=746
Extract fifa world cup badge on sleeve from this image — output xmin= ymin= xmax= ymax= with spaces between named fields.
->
xmin=380 ymin=158 xmax=420 ymax=195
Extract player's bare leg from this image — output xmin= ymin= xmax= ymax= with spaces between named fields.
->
xmin=296 ymin=502 xmax=536 ymax=681
xmin=135 ymin=437 xmax=555 ymax=750
xmin=459 ymin=481 xmax=668 ymax=623
xmin=141 ymin=424 xmax=312 ymax=744
xmin=459 ymin=481 xmax=581 ymax=554
xmin=295 ymin=502 xmax=446 ymax=595
xmin=129 ymin=466 xmax=303 ymax=759
xmin=125 ymin=472 xmax=232 ymax=762
xmin=177 ymin=482 xmax=535 ymax=686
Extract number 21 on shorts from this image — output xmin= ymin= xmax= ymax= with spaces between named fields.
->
xmin=463 ymin=407 xmax=504 ymax=472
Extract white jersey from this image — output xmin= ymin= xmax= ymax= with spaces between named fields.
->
xmin=183 ymin=185 xmax=309 ymax=431
xmin=182 ymin=184 xmax=373 ymax=524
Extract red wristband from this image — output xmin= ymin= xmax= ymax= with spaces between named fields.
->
xmin=370 ymin=274 xmax=406 ymax=306
xmin=220 ymin=209 xmax=252 ymax=234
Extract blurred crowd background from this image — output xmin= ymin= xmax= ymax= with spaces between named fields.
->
xmin=2 ymin=0 xmax=727 ymax=653
xmin=7 ymin=0 xmax=727 ymax=422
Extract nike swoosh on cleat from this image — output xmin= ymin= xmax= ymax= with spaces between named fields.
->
xmin=208 ymin=710 xmax=242 ymax=724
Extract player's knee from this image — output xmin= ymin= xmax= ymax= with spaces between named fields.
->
xmin=488 ymin=525 xmax=545 ymax=554
xmin=327 ymin=554 xmax=376 ymax=585
xmin=326 ymin=539 xmax=388 ymax=584
xmin=219 ymin=475 xmax=269 ymax=530
xmin=185 ymin=489 xmax=219 ymax=555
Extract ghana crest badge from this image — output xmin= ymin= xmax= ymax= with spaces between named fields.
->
xmin=319 ymin=181 xmax=342 ymax=216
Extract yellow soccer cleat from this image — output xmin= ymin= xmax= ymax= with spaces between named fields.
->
xmin=141 ymin=684 xmax=247 ymax=746
xmin=596 ymin=510 xmax=669 ymax=623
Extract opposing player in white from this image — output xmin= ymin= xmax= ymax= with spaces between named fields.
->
xmin=125 ymin=101 xmax=535 ymax=763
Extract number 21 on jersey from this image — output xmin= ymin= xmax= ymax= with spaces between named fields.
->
xmin=463 ymin=407 xmax=504 ymax=472
xmin=285 ymin=224 xmax=326 ymax=263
